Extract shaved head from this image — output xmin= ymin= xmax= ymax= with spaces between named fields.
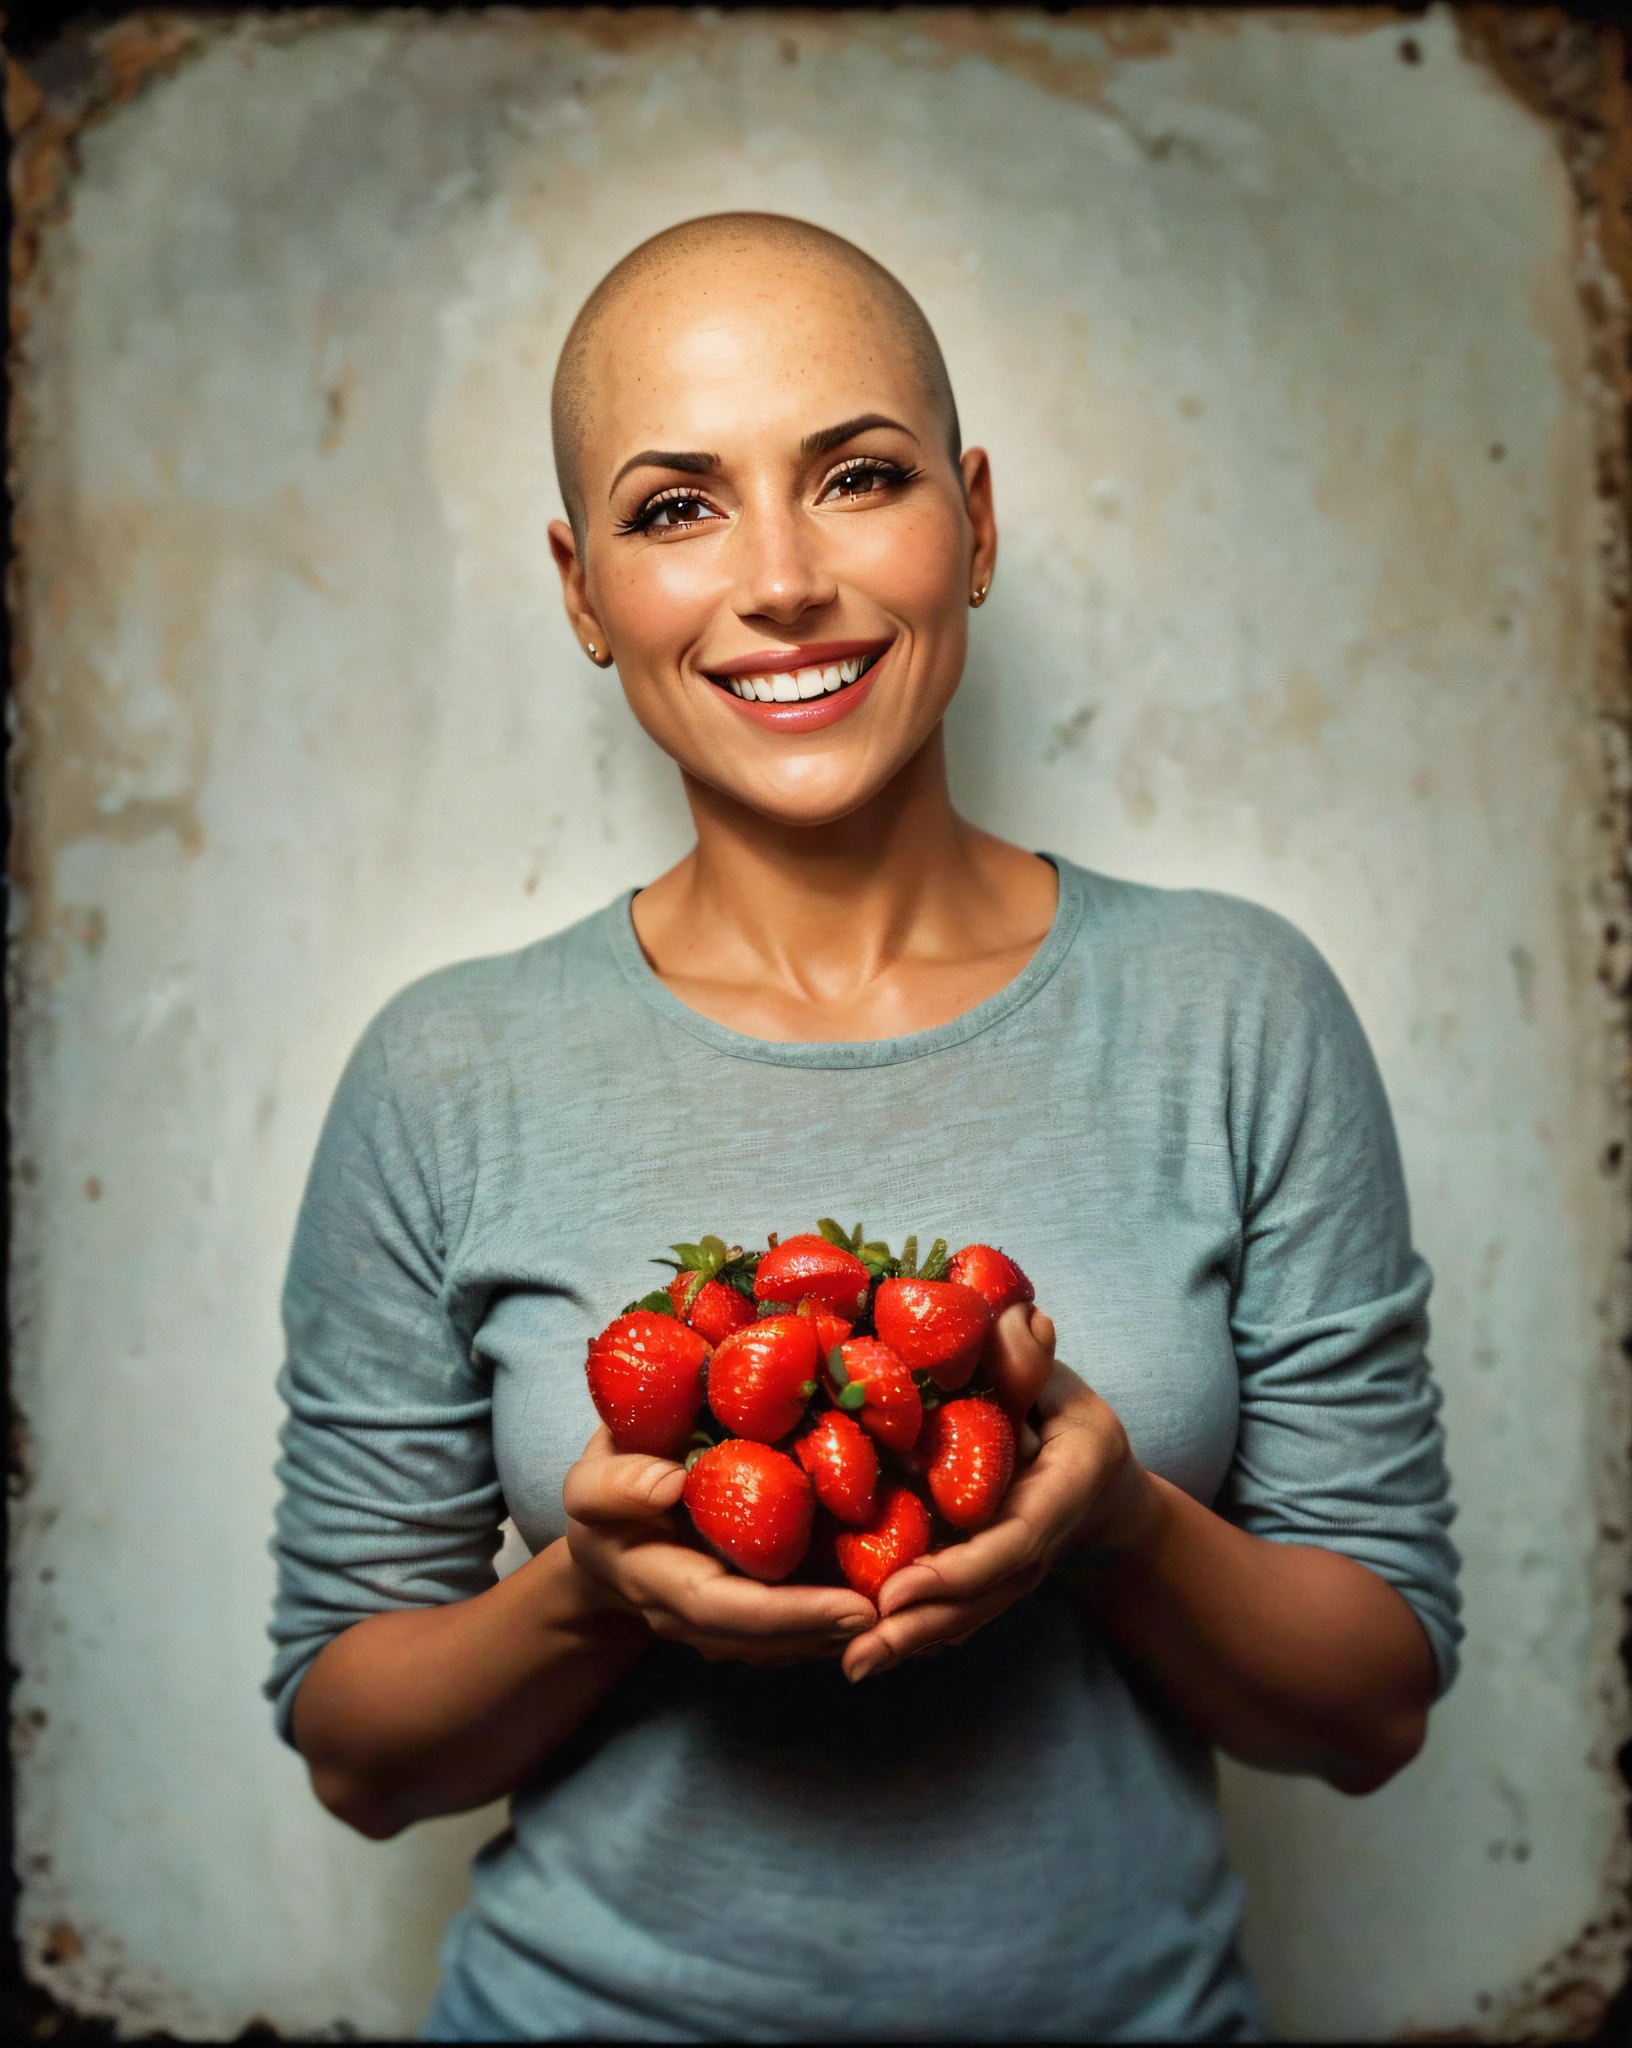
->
xmin=551 ymin=212 xmax=961 ymax=544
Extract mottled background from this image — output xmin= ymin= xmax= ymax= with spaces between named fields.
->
xmin=8 ymin=7 xmax=1631 ymax=2038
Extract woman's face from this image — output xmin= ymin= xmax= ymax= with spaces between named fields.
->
xmin=549 ymin=254 xmax=996 ymax=828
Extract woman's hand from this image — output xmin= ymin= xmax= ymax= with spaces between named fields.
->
xmin=564 ymin=1426 xmax=877 ymax=1664
xmin=840 ymin=1304 xmax=1153 ymax=1682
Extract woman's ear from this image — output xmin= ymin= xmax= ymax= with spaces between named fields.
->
xmin=548 ymin=518 xmax=612 ymax=666
xmin=960 ymin=448 xmax=997 ymax=603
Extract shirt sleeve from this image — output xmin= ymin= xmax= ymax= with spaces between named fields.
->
xmin=1218 ymin=918 xmax=1463 ymax=1696
xmin=264 ymin=1015 xmax=503 ymax=1743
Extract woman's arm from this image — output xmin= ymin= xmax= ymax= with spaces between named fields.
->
xmin=294 ymin=1433 xmax=877 ymax=1839
xmin=844 ymin=1309 xmax=1437 ymax=1794
xmin=292 ymin=1539 xmax=646 ymax=1839
xmin=1074 ymin=1471 xmax=1435 ymax=1792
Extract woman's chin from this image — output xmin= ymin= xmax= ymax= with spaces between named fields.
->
xmin=685 ymin=751 xmax=916 ymax=831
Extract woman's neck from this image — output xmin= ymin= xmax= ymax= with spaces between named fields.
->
xmin=629 ymin=732 xmax=1058 ymax=1042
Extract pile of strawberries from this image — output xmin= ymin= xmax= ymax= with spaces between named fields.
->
xmin=585 ymin=1222 xmax=1034 ymax=1598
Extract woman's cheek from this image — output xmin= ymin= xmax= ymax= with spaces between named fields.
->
xmin=608 ymin=550 xmax=720 ymax=667
xmin=845 ymin=504 xmax=967 ymax=621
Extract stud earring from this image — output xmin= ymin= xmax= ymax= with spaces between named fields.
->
xmin=970 ymin=583 xmax=989 ymax=608
xmin=586 ymin=641 xmax=597 ymax=657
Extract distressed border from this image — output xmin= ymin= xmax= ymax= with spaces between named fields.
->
xmin=1443 ymin=15 xmax=1632 ymax=2043
xmin=3 ymin=6 xmax=1631 ymax=2041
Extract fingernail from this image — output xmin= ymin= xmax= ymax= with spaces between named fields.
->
xmin=836 ymin=1615 xmax=870 ymax=1636
xmin=847 ymin=1655 xmax=881 ymax=1684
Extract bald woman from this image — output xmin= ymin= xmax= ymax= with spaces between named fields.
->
xmin=269 ymin=215 xmax=1459 ymax=2042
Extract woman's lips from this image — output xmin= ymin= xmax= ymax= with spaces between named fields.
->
xmin=706 ymin=644 xmax=889 ymax=733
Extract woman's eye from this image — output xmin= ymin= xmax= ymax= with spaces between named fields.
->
xmin=648 ymin=495 xmax=717 ymax=528
xmin=820 ymin=461 xmax=912 ymax=503
xmin=617 ymin=491 xmax=724 ymax=536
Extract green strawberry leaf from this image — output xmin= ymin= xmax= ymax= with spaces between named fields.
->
xmin=723 ymin=1268 xmax=758 ymax=1301
xmin=649 ymin=1257 xmax=685 ymax=1272
xmin=898 ymin=1234 xmax=918 ymax=1278
xmin=681 ymin=1269 xmax=709 ymax=1312
xmin=827 ymin=1345 xmax=849 ymax=1386
xmin=757 ymin=1299 xmax=796 ymax=1317
xmin=817 ymin=1217 xmax=853 ymax=1249
xmin=836 ymin=1381 xmax=867 ymax=1411
xmin=697 ymin=1234 xmax=729 ymax=1275
xmin=850 ymin=1222 xmax=866 ymax=1249
xmin=668 ymin=1242 xmax=707 ymax=1270
xmin=634 ymin=1288 xmax=678 ymax=1316
xmin=920 ymin=1238 xmax=950 ymax=1282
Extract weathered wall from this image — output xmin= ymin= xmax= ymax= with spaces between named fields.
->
xmin=7 ymin=7 xmax=1629 ymax=2038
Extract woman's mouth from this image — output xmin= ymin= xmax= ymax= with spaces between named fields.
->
xmin=711 ymin=652 xmax=877 ymax=703
xmin=702 ymin=642 xmax=891 ymax=733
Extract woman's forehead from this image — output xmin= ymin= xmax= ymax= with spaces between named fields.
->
xmin=587 ymin=275 xmax=930 ymax=456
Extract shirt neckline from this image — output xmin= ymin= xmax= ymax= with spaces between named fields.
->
xmin=603 ymin=854 xmax=1085 ymax=1069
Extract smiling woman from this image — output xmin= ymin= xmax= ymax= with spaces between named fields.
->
xmin=268 ymin=213 xmax=1459 ymax=2042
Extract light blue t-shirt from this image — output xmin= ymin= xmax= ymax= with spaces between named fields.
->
xmin=268 ymin=858 xmax=1460 ymax=2042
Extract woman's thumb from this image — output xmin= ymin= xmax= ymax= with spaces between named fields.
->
xmin=987 ymin=1301 xmax=1055 ymax=1428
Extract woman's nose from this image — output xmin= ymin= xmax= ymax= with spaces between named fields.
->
xmin=730 ymin=501 xmax=838 ymax=628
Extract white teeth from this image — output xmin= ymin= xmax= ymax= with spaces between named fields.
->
xmin=720 ymin=656 xmax=876 ymax=701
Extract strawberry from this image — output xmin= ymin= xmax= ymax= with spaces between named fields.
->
xmin=918 ymin=1398 xmax=1015 ymax=1530
xmin=873 ymin=1278 xmax=993 ymax=1392
xmin=824 ymin=1337 xmax=923 ymax=1453
xmin=796 ymin=1297 xmax=853 ymax=1357
xmin=946 ymin=1243 xmax=1035 ymax=1318
xmin=668 ymin=1272 xmax=757 ymax=1346
xmin=707 ymin=1315 xmax=821 ymax=1443
xmin=795 ymin=1410 xmax=879 ymax=1524
xmin=586 ymin=1312 xmax=711 ymax=1457
xmin=834 ymin=1484 xmax=933 ymax=1601
xmin=684 ymin=1439 xmax=814 ymax=1582
xmin=755 ymin=1233 xmax=871 ymax=1318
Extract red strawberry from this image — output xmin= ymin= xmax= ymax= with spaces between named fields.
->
xmin=796 ymin=1297 xmax=853 ymax=1357
xmin=946 ymin=1244 xmax=1035 ymax=1318
xmin=795 ymin=1411 xmax=879 ymax=1525
xmin=824 ymin=1337 xmax=923 ymax=1453
xmin=707 ymin=1315 xmax=821 ymax=1443
xmin=586 ymin=1312 xmax=710 ymax=1457
xmin=684 ymin=1439 xmax=814 ymax=1582
xmin=755 ymin=1233 xmax=871 ymax=1317
xmin=668 ymin=1272 xmax=757 ymax=1346
xmin=918 ymin=1398 xmax=1015 ymax=1530
xmin=873 ymin=1278 xmax=993 ymax=1391
xmin=834 ymin=1484 xmax=933 ymax=1601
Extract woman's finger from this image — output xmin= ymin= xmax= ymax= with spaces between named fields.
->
xmin=562 ymin=1431 xmax=689 ymax=1523
xmin=623 ymin=1540 xmax=876 ymax=1641
xmin=842 ymin=1565 xmax=1046 ymax=1680
xmin=875 ymin=1423 xmax=1112 ymax=1616
xmin=985 ymin=1301 xmax=1057 ymax=1431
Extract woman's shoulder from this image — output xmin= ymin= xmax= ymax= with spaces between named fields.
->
xmin=346 ymin=895 xmax=630 ymax=1092
xmin=1064 ymin=856 xmax=1343 ymax=999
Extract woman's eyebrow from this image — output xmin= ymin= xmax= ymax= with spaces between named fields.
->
xmin=609 ymin=449 xmax=719 ymax=495
xmin=801 ymin=414 xmax=918 ymax=456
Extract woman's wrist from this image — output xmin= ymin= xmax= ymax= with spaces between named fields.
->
xmin=527 ymin=1538 xmax=651 ymax=1650
xmin=1070 ymin=1449 xmax=1167 ymax=1563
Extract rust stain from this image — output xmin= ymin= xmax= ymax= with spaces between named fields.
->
xmin=1454 ymin=15 xmax=1632 ymax=2041
xmin=7 ymin=14 xmax=213 ymax=318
